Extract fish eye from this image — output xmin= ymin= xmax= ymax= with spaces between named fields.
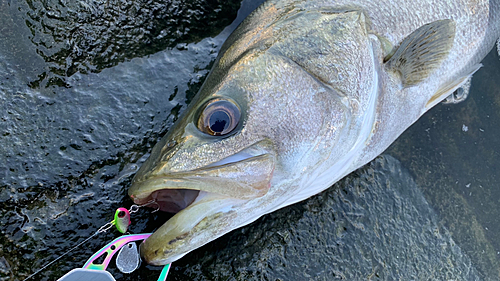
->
xmin=197 ymin=99 xmax=241 ymax=136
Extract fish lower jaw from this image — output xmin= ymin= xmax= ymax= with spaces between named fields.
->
xmin=148 ymin=252 xmax=187 ymax=266
xmin=140 ymin=191 xmax=245 ymax=264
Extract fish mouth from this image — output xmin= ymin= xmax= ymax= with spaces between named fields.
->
xmin=128 ymin=140 xmax=276 ymax=264
xmin=129 ymin=141 xmax=276 ymax=210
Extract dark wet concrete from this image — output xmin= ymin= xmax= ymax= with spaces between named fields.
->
xmin=1 ymin=0 xmax=500 ymax=280
xmin=387 ymin=49 xmax=500 ymax=280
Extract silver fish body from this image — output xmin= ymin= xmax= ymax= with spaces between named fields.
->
xmin=129 ymin=0 xmax=500 ymax=265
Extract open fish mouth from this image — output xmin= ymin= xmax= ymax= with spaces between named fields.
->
xmin=128 ymin=140 xmax=276 ymax=264
xmin=132 ymin=189 xmax=201 ymax=213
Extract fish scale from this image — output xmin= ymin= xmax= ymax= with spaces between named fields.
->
xmin=128 ymin=0 xmax=500 ymax=266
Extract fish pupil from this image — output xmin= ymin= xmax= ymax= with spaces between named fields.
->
xmin=209 ymin=111 xmax=229 ymax=133
xmin=197 ymin=98 xmax=240 ymax=136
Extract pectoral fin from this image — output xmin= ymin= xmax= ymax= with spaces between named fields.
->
xmin=385 ymin=20 xmax=456 ymax=87
xmin=425 ymin=64 xmax=481 ymax=110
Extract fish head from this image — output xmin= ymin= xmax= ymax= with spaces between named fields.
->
xmin=128 ymin=48 xmax=354 ymax=265
xmin=129 ymin=6 xmax=382 ymax=265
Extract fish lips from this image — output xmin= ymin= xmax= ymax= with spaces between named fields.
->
xmin=128 ymin=141 xmax=276 ymax=264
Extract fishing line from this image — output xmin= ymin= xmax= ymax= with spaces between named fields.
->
xmin=22 ymin=229 xmax=102 ymax=281
xmin=22 ymin=202 xmax=158 ymax=281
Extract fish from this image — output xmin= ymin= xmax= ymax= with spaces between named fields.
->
xmin=128 ymin=0 xmax=500 ymax=265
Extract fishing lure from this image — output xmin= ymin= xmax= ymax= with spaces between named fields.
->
xmin=113 ymin=207 xmax=131 ymax=233
xmin=24 ymin=204 xmax=170 ymax=281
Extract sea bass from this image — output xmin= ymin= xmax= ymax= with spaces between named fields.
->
xmin=129 ymin=0 xmax=500 ymax=265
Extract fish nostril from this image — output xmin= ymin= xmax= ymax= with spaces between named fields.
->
xmin=167 ymin=140 xmax=177 ymax=148
xmin=160 ymin=139 xmax=179 ymax=161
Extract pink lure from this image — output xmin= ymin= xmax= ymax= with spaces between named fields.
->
xmin=113 ymin=208 xmax=131 ymax=233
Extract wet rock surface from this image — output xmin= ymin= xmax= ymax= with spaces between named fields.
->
xmin=1 ymin=0 xmax=500 ymax=280
xmin=387 ymin=49 xmax=500 ymax=279
xmin=5 ymin=0 xmax=241 ymax=88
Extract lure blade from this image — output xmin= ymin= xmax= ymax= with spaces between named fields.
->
xmin=83 ymin=234 xmax=151 ymax=270
xmin=116 ymin=242 xmax=141 ymax=274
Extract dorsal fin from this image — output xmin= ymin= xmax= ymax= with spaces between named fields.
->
xmin=385 ymin=19 xmax=456 ymax=88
